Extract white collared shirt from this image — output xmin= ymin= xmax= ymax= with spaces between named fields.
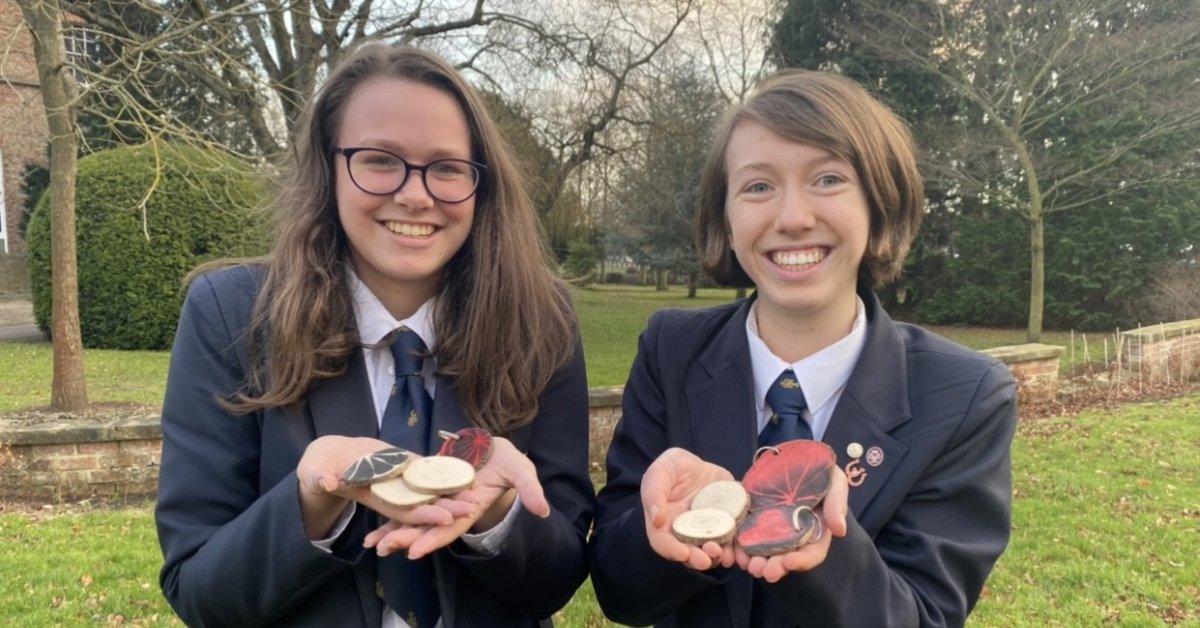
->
xmin=745 ymin=297 xmax=868 ymax=441
xmin=313 ymin=271 xmax=522 ymax=628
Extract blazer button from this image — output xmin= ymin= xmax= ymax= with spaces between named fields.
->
xmin=375 ymin=581 xmax=385 ymax=599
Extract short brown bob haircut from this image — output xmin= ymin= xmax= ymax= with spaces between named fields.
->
xmin=696 ymin=70 xmax=924 ymax=288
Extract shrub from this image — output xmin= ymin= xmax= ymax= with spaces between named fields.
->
xmin=563 ymin=239 xmax=601 ymax=285
xmin=27 ymin=144 xmax=267 ymax=349
xmin=18 ymin=160 xmax=49 ymax=240
xmin=604 ymin=272 xmax=624 ymax=284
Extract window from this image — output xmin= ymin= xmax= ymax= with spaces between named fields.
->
xmin=63 ymin=26 xmax=97 ymax=83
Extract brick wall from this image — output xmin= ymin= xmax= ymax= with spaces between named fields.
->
xmin=0 ymin=414 xmax=162 ymax=501
xmin=0 ymin=0 xmax=50 ymax=295
xmin=1122 ymin=319 xmax=1200 ymax=384
xmin=1 ymin=394 xmax=630 ymax=502
xmin=981 ymin=343 xmax=1065 ymax=405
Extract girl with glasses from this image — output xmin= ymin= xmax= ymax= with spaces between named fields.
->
xmin=156 ymin=44 xmax=592 ymax=627
xmin=590 ymin=71 xmax=1015 ymax=627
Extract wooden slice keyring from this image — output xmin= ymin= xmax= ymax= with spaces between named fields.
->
xmin=370 ymin=477 xmax=439 ymax=508
xmin=690 ymin=481 xmax=750 ymax=524
xmin=402 ymin=456 xmax=475 ymax=495
xmin=339 ymin=447 xmax=412 ymax=487
xmin=672 ymin=508 xmax=737 ymax=546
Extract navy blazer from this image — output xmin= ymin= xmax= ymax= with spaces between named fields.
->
xmin=590 ymin=290 xmax=1016 ymax=627
xmin=156 ymin=266 xmax=594 ymax=627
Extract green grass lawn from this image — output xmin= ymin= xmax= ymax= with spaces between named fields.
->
xmin=3 ymin=394 xmax=1197 ymax=625
xmin=0 ymin=284 xmax=1111 ymax=412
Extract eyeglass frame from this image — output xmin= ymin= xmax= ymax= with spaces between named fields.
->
xmin=333 ymin=146 xmax=487 ymax=204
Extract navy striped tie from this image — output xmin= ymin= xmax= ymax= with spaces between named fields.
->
xmin=760 ymin=369 xmax=812 ymax=445
xmin=377 ymin=328 xmax=439 ymax=627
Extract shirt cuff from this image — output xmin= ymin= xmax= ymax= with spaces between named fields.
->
xmin=310 ymin=502 xmax=358 ymax=553
xmin=459 ymin=495 xmax=524 ymax=556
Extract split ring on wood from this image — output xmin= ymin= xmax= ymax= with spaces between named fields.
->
xmin=753 ymin=445 xmax=780 ymax=462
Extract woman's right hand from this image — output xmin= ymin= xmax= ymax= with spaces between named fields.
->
xmin=640 ymin=447 xmax=737 ymax=571
xmin=296 ymin=435 xmax=479 ymax=540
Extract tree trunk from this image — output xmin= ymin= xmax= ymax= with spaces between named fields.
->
xmin=687 ymin=271 xmax=698 ymax=298
xmin=1028 ymin=214 xmax=1045 ymax=343
xmin=655 ymin=268 xmax=668 ymax=291
xmin=19 ymin=0 xmax=87 ymax=411
xmin=1010 ymin=136 xmax=1046 ymax=342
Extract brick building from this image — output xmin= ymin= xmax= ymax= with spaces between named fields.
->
xmin=0 ymin=0 xmax=49 ymax=295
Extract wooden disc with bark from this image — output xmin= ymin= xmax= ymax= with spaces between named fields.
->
xmin=402 ymin=456 xmax=476 ymax=495
xmin=671 ymin=508 xmax=737 ymax=546
xmin=370 ymin=477 xmax=439 ymax=508
xmin=690 ymin=480 xmax=749 ymax=524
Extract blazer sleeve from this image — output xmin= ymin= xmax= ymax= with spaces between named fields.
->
xmin=589 ymin=312 xmax=734 ymax=626
xmin=443 ymin=333 xmax=596 ymax=619
xmin=770 ymin=361 xmax=1017 ymax=628
xmin=155 ymin=274 xmax=367 ymax=627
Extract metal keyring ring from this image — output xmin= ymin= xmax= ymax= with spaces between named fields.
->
xmin=753 ymin=445 xmax=780 ymax=462
xmin=791 ymin=505 xmax=824 ymax=544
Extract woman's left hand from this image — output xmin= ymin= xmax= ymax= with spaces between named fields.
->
xmin=735 ymin=465 xmax=850 ymax=583
xmin=364 ymin=437 xmax=551 ymax=559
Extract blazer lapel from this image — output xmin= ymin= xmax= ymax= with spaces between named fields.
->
xmin=684 ymin=298 xmax=757 ymax=628
xmin=686 ymin=298 xmax=759 ymax=480
xmin=822 ymin=290 xmax=912 ymax=519
xmin=308 ymin=350 xmax=379 ymax=440
xmin=305 ymin=350 xmax=382 ymax=626
xmin=429 ymin=376 xmax=473 ymax=454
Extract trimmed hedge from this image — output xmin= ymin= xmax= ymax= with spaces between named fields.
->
xmin=27 ymin=144 xmax=267 ymax=349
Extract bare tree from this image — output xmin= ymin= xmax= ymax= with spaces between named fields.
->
xmin=16 ymin=0 xmax=87 ymax=410
xmin=688 ymin=0 xmax=775 ymax=104
xmin=852 ymin=0 xmax=1200 ymax=340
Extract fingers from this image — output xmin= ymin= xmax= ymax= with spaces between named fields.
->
xmin=700 ymin=540 xmax=723 ymax=561
xmin=645 ymin=523 xmax=692 ymax=563
xmin=640 ymin=469 xmax=672 ymax=529
xmin=376 ymin=527 xmax=428 ymax=557
xmin=735 ymin=547 xmax=752 ymax=571
xmin=825 ymin=467 xmax=850 ymax=538
xmin=434 ymin=495 xmax=478 ymax=519
xmin=407 ymin=523 xmax=470 ymax=559
xmin=746 ymin=555 xmax=767 ymax=578
xmin=363 ymin=520 xmax=401 ymax=548
xmin=504 ymin=456 xmax=550 ymax=518
xmin=684 ymin=546 xmax=716 ymax=571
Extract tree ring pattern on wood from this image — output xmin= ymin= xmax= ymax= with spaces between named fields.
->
xmin=370 ymin=477 xmax=439 ymax=508
xmin=690 ymin=480 xmax=750 ymax=524
xmin=672 ymin=508 xmax=736 ymax=546
xmin=402 ymin=456 xmax=475 ymax=495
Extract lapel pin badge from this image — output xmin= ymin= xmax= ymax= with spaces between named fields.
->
xmin=844 ymin=459 xmax=867 ymax=487
xmin=866 ymin=446 xmax=885 ymax=467
xmin=846 ymin=442 xmax=864 ymax=459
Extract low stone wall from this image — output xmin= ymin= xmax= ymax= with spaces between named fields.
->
xmin=588 ymin=386 xmax=623 ymax=475
xmin=982 ymin=343 xmax=1065 ymax=405
xmin=1121 ymin=319 xmax=1200 ymax=384
xmin=0 ymin=413 xmax=162 ymax=502
xmin=1 ymin=393 xmax=629 ymax=502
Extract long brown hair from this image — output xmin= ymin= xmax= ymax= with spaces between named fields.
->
xmin=213 ymin=44 xmax=576 ymax=433
xmin=695 ymin=70 xmax=924 ymax=288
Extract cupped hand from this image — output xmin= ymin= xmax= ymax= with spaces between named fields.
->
xmin=296 ymin=435 xmax=479 ymax=539
xmin=641 ymin=448 xmax=738 ymax=571
xmin=363 ymin=436 xmax=550 ymax=559
xmin=735 ymin=465 xmax=849 ymax=583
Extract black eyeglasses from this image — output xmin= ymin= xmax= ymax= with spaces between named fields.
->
xmin=334 ymin=147 xmax=486 ymax=204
